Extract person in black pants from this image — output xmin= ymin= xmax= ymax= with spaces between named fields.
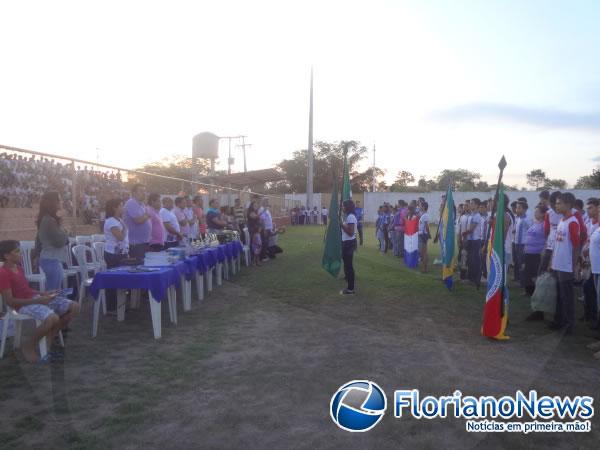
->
xmin=340 ymin=200 xmax=358 ymax=295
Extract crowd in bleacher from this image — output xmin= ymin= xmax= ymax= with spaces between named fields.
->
xmin=0 ymin=152 xmax=126 ymax=223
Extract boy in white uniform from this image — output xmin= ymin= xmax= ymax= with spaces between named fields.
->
xmin=549 ymin=193 xmax=580 ymax=334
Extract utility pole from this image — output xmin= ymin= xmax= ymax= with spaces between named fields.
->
xmin=218 ymin=134 xmax=246 ymax=207
xmin=372 ymin=143 xmax=376 ymax=192
xmin=236 ymin=137 xmax=252 ymax=173
xmin=227 ymin=138 xmax=232 ymax=175
xmin=219 ymin=135 xmax=246 ymax=175
xmin=306 ymin=67 xmax=314 ymax=211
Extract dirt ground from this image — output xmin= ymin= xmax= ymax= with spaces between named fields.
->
xmin=2 ymin=226 xmax=600 ymax=449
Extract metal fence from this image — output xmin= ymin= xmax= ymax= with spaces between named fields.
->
xmin=0 ymin=144 xmax=297 ymax=227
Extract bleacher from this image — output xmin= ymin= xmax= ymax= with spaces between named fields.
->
xmin=0 ymin=207 xmax=98 ymax=241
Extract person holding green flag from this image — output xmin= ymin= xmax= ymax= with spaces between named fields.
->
xmin=340 ymin=199 xmax=357 ymax=295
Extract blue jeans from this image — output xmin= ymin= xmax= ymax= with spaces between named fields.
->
xmin=39 ymin=258 xmax=64 ymax=290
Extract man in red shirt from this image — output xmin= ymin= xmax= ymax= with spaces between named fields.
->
xmin=0 ymin=240 xmax=79 ymax=362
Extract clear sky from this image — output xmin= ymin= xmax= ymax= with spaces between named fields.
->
xmin=1 ymin=0 xmax=599 ymax=188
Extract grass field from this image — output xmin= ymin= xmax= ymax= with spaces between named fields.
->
xmin=1 ymin=225 xmax=600 ymax=449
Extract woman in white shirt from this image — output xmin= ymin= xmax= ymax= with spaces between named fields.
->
xmin=341 ymin=200 xmax=357 ymax=295
xmin=103 ymin=198 xmax=129 ymax=268
xmin=103 ymin=198 xmax=129 ymax=312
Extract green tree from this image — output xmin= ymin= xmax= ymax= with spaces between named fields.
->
xmin=131 ymin=155 xmax=210 ymax=194
xmin=389 ymin=171 xmax=415 ymax=191
xmin=575 ymin=168 xmax=600 ymax=189
xmin=526 ymin=169 xmax=547 ymax=190
xmin=350 ymin=167 xmax=386 ymax=192
xmin=436 ymin=169 xmax=482 ymax=191
xmin=276 ymin=140 xmax=368 ymax=193
xmin=544 ymin=178 xmax=567 ymax=190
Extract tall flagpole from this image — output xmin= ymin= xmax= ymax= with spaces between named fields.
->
xmin=306 ymin=67 xmax=314 ymax=211
xmin=372 ymin=143 xmax=376 ymax=192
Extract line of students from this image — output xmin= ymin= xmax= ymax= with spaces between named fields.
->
xmin=375 ymin=199 xmax=431 ymax=273
xmin=456 ymin=190 xmax=600 ymax=346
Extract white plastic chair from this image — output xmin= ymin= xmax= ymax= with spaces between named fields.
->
xmin=75 ymin=235 xmax=93 ymax=246
xmin=71 ymin=245 xmax=106 ymax=313
xmin=0 ymin=293 xmax=63 ymax=360
xmin=92 ymin=242 xmax=107 ymax=271
xmin=19 ymin=241 xmax=46 ymax=291
xmin=242 ymin=228 xmax=251 ymax=267
xmin=75 ymin=236 xmax=103 ymax=271
xmin=91 ymin=234 xmax=106 ymax=243
xmin=59 ymin=245 xmax=79 ymax=289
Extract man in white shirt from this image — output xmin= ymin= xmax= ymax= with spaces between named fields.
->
xmin=321 ymin=206 xmax=328 ymax=226
xmin=184 ymin=196 xmax=197 ymax=239
xmin=418 ymin=202 xmax=431 ymax=273
xmin=159 ymin=197 xmax=182 ymax=248
xmin=458 ymin=200 xmax=471 ymax=280
xmin=463 ymin=198 xmax=482 ymax=288
xmin=260 ymin=199 xmax=273 ymax=261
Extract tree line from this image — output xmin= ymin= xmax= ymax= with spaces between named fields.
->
xmin=131 ymin=141 xmax=600 ymax=194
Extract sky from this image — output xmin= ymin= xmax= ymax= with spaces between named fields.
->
xmin=1 ymin=0 xmax=600 ymax=188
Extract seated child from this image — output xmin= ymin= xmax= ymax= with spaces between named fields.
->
xmin=0 ymin=240 xmax=79 ymax=363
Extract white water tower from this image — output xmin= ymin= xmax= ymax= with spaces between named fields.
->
xmin=193 ymin=132 xmax=220 ymax=175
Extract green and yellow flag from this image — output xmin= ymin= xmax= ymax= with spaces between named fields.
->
xmin=441 ymin=187 xmax=456 ymax=290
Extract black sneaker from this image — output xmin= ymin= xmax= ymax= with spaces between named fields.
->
xmin=340 ymin=289 xmax=355 ymax=295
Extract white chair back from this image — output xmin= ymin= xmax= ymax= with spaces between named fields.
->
xmin=72 ymin=244 xmax=95 ymax=279
xmin=243 ymin=228 xmax=250 ymax=247
xmin=92 ymin=242 xmax=106 ymax=266
xmin=64 ymin=239 xmax=77 ymax=268
xmin=75 ymin=235 xmax=92 ymax=246
xmin=19 ymin=241 xmax=38 ymax=276
xmin=91 ymin=234 xmax=106 ymax=243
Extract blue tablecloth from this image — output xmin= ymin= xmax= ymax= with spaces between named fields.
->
xmin=204 ymin=247 xmax=222 ymax=264
xmin=230 ymin=240 xmax=243 ymax=258
xmin=220 ymin=243 xmax=232 ymax=259
xmin=90 ymin=267 xmax=180 ymax=302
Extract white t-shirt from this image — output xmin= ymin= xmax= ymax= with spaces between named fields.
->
xmin=459 ymin=214 xmax=470 ymax=235
xmin=322 ymin=208 xmax=328 ymax=216
xmin=342 ymin=213 xmax=357 ymax=241
xmin=468 ymin=213 xmax=482 ymax=240
xmin=260 ymin=208 xmax=273 ymax=231
xmin=590 ymin=227 xmax=600 ymax=274
xmin=104 ymin=217 xmax=129 ymax=254
xmin=551 ymin=215 xmax=579 ymax=273
xmin=160 ymin=207 xmax=180 ymax=242
xmin=418 ymin=212 xmax=430 ymax=235
xmin=546 ymin=208 xmax=562 ymax=250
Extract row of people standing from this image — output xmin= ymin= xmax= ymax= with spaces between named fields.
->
xmin=375 ymin=199 xmax=431 ymax=272
xmin=291 ymin=206 xmax=329 ymax=225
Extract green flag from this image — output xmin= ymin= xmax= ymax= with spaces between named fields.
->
xmin=341 ymin=150 xmax=352 ymax=202
xmin=322 ymin=178 xmax=342 ymax=277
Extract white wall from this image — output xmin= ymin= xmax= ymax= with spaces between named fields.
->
xmin=283 ymin=193 xmax=324 ymax=211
